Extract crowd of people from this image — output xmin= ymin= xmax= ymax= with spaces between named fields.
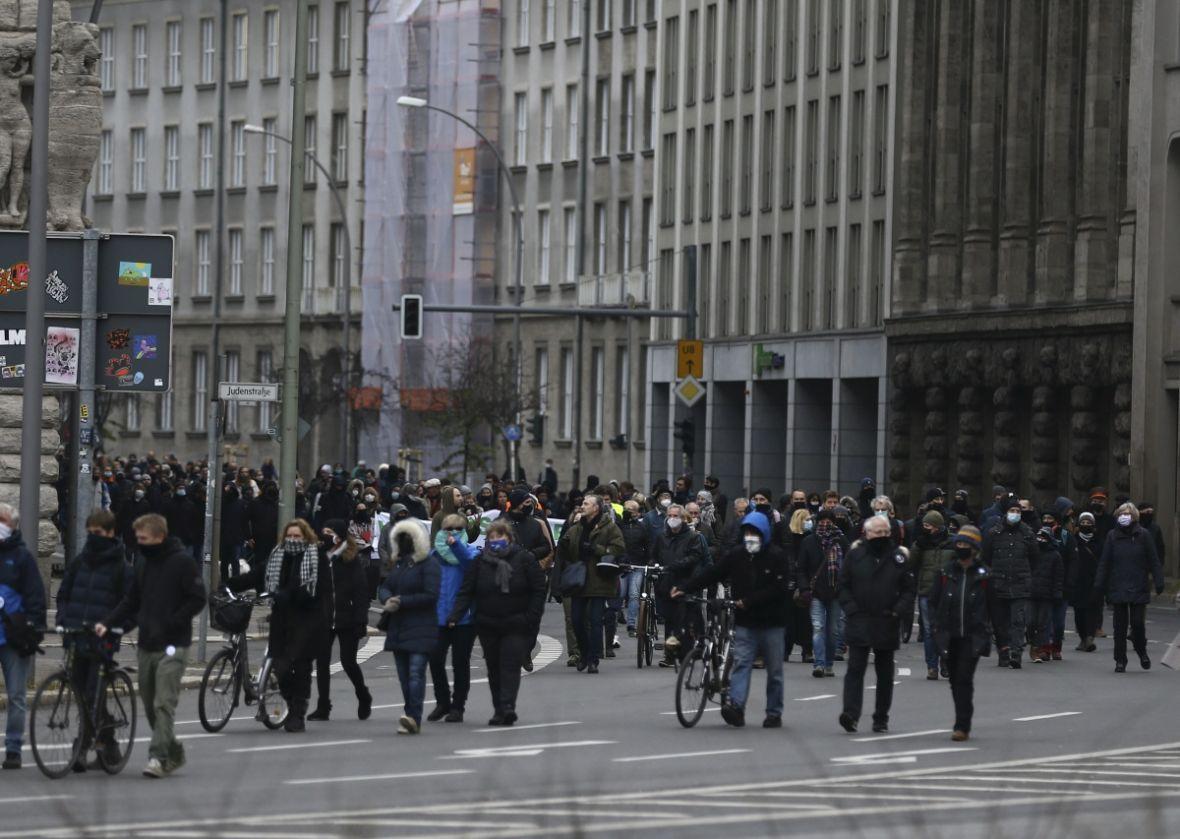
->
xmin=0 ymin=452 xmax=1168 ymax=776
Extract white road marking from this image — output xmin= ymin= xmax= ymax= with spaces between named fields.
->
xmin=0 ymin=796 xmax=70 ymax=805
xmin=330 ymin=633 xmax=383 ymax=675
xmin=943 ymin=773 xmax=1180 ymax=789
xmin=793 ymin=694 xmax=836 ymax=702
xmin=613 ymin=748 xmax=751 ymax=763
xmin=1013 ymin=711 xmax=1081 ymax=722
xmin=286 ymin=769 xmax=473 ymax=786
xmin=442 ymin=740 xmax=616 ymax=759
xmin=897 ymin=667 xmax=912 ymax=676
xmin=832 ymin=747 xmax=973 ymax=764
xmin=475 ymin=721 xmax=582 ymax=733
xmin=659 ymin=707 xmax=721 ymax=715
xmin=866 ymin=681 xmax=903 ymax=690
xmin=851 ymin=729 xmax=949 ymax=743
xmin=227 ymin=738 xmax=370 ymax=754
xmin=1010 ymin=767 xmax=1180 ymax=780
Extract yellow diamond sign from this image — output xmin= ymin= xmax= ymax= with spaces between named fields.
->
xmin=674 ymin=375 xmax=705 ymax=408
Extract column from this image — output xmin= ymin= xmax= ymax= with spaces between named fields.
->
xmin=892 ymin=0 xmax=932 ymax=314
xmin=926 ymin=0 xmax=964 ymax=308
xmin=742 ymin=380 xmax=754 ymax=493
xmin=829 ymin=378 xmax=842 ymax=490
xmin=961 ymin=0 xmax=1002 ymax=305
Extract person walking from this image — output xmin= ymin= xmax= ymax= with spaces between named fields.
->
xmin=559 ymin=495 xmax=626 ymax=674
xmin=648 ymin=503 xmax=709 ymax=667
xmin=795 ymin=508 xmax=848 ymax=678
xmin=1027 ymin=527 xmax=1064 ymax=664
xmin=447 ymin=521 xmax=546 ymax=725
xmin=1094 ymin=502 xmax=1164 ymax=673
xmin=981 ymin=495 xmax=1035 ymax=668
xmin=910 ymin=511 xmax=956 ymax=680
xmin=426 ymin=514 xmax=478 ymax=723
xmin=928 ymin=525 xmax=991 ymax=742
xmin=378 ymin=520 xmax=439 ymax=734
xmin=0 ymin=503 xmax=47 ymax=770
xmin=619 ymin=499 xmax=652 ymax=635
xmin=1071 ymin=512 xmax=1102 ymax=652
xmin=837 ymin=515 xmax=916 ymax=734
xmin=98 ymin=514 xmax=205 ymax=778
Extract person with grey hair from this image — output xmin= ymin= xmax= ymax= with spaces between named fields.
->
xmin=557 ymin=495 xmax=625 ymax=673
xmin=1095 ymin=502 xmax=1164 ymax=672
xmin=0 ymin=503 xmax=46 ymax=770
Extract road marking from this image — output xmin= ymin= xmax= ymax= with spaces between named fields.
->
xmin=1013 ymin=711 xmax=1081 ymax=722
xmin=442 ymin=740 xmax=616 ymax=759
xmin=852 ymin=729 xmax=949 ymax=743
xmin=227 ymin=738 xmax=370 ymax=754
xmin=794 ymin=694 xmax=835 ymax=702
xmin=286 ymin=769 xmax=473 ymax=786
xmin=866 ymin=681 xmax=902 ymax=690
xmin=0 ymin=796 xmax=70 ymax=805
xmin=1009 ymin=767 xmax=1180 ymax=780
xmin=897 ymin=667 xmax=912 ymax=676
xmin=832 ymin=747 xmax=973 ymax=765
xmin=659 ymin=707 xmax=721 ymax=715
xmin=613 ymin=749 xmax=750 ymax=763
xmin=475 ymin=721 xmax=582 ymax=733
xmin=330 ymin=633 xmax=383 ymax=675
xmin=942 ymin=773 xmax=1180 ymax=789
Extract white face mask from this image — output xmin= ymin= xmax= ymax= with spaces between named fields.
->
xmin=1006 ymin=512 xmax=1021 ymax=525
xmin=1117 ymin=514 xmax=1133 ymax=527
xmin=743 ymin=535 xmax=762 ymax=554
xmin=874 ymin=510 xmax=889 ymax=519
xmin=0 ymin=523 xmax=12 ymax=541
xmin=660 ymin=498 xmax=672 ymax=509
xmin=803 ymin=519 xmax=814 ymax=532
xmin=364 ymin=494 xmax=376 ymax=503
xmin=666 ymin=516 xmax=683 ymax=531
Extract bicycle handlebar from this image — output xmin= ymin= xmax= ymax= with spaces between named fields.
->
xmin=56 ymin=624 xmax=125 ymax=636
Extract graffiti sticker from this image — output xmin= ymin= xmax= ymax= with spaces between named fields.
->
xmin=105 ymin=328 xmax=130 ymax=350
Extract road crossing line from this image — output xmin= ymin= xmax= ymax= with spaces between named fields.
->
xmin=940 ymin=773 xmax=1180 ymax=789
xmin=831 ymin=747 xmax=973 ymax=764
xmin=851 ymin=728 xmax=949 ymax=742
xmin=1013 ymin=711 xmax=1082 ymax=722
xmin=227 ymin=738 xmax=370 ymax=754
xmin=475 ymin=721 xmax=582 ymax=733
xmin=794 ymin=694 xmax=836 ymax=701
xmin=613 ymin=748 xmax=750 ymax=763
xmin=285 ymin=769 xmax=473 ymax=786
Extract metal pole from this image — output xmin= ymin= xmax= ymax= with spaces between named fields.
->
xmin=279 ymin=0 xmax=310 ymax=528
xmin=571 ymin=0 xmax=591 ymax=496
xmin=68 ymin=231 xmax=100 ymax=568
xmin=19 ymin=0 xmax=52 ymax=553
xmin=199 ymin=354 xmax=222 ymax=663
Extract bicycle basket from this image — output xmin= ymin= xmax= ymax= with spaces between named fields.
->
xmin=209 ymin=593 xmax=253 ymax=634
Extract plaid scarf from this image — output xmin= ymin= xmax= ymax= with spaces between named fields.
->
xmin=817 ymin=523 xmax=843 ymax=589
xmin=264 ymin=540 xmax=319 ymax=598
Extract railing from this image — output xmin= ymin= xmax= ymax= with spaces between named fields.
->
xmin=576 ymin=270 xmax=652 ymax=308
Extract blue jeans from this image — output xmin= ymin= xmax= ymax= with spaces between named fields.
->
xmin=918 ymin=596 xmax=940 ymax=670
xmin=623 ymin=570 xmax=644 ymax=628
xmin=728 ymin=625 xmax=785 ymax=716
xmin=0 ymin=644 xmax=30 ymax=754
xmin=393 ymin=651 xmax=429 ymax=724
xmin=810 ymin=599 xmax=843 ymax=669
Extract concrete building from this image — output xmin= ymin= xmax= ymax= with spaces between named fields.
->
xmin=647 ymin=0 xmax=897 ymax=499
xmin=76 ymin=0 xmax=365 ymax=473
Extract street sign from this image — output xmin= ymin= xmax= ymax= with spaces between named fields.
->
xmin=503 ymin=424 xmax=522 ymax=442
xmin=218 ymin=382 xmax=280 ymax=402
xmin=677 ymin=339 xmax=703 ymax=379
xmin=674 ymin=375 xmax=705 ymax=408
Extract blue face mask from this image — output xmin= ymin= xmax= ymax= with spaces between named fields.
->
xmin=487 ymin=538 xmax=510 ymax=555
xmin=1006 ymin=512 xmax=1021 ymax=525
xmin=803 ymin=519 xmax=814 ymax=532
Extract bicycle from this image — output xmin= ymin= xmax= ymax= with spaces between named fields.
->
xmin=674 ymin=596 xmax=737 ymax=728
xmin=29 ymin=626 xmax=138 ymax=779
xmin=626 ymin=565 xmax=664 ymax=669
xmin=198 ymin=590 xmax=288 ymax=732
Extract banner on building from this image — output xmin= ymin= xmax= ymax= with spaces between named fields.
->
xmin=453 ymin=147 xmax=475 ymax=215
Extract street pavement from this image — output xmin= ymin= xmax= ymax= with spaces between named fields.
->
xmin=3 ymin=599 xmax=1180 ymax=838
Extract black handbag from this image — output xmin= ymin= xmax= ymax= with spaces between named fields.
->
xmin=558 ymin=561 xmax=587 ymax=596
xmin=2 ymin=611 xmax=43 ymax=657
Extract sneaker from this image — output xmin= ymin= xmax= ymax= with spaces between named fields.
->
xmin=802 ymin=653 xmax=815 ymax=664
xmin=1115 ymin=662 xmax=1127 ymax=673
xmin=939 ymin=663 xmax=949 ymax=678
xmin=1030 ymin=651 xmax=1044 ymax=664
xmin=838 ymin=712 xmax=858 ymax=733
xmin=951 ymin=730 xmax=969 ymax=742
xmin=502 ymin=711 xmax=518 ymax=726
xmin=812 ymin=667 xmax=826 ymax=678
xmin=2 ymin=752 xmax=19 ymax=770
xmin=587 ymin=663 xmax=599 ymax=674
xmin=142 ymin=757 xmax=165 ymax=779
xmin=872 ymin=721 xmax=889 ymax=733
xmin=397 ymin=715 xmax=420 ymax=735
xmin=833 ymin=654 xmax=844 ymax=662
xmin=604 ymin=648 xmax=616 ymax=658
xmin=358 ymin=688 xmax=373 ymax=721
xmin=1140 ymin=653 xmax=1152 ymax=670
xmin=444 ymin=709 xmax=464 ymax=723
xmin=658 ymin=654 xmax=678 ymax=668
xmin=762 ymin=714 xmax=782 ymax=729
xmin=566 ymin=656 xmax=580 ymax=668
xmin=163 ymin=753 xmax=185 ymax=775
xmin=927 ymin=668 xmax=938 ymax=680
xmin=612 ymin=638 xmax=622 ymax=649
xmin=823 ymin=666 xmax=835 ymax=677
xmin=664 ymin=636 xmax=681 ymax=651
xmin=576 ymin=659 xmax=589 ymax=672
xmin=752 ymin=658 xmax=765 ymax=670
xmin=1084 ymin=638 xmax=1097 ymax=653
xmin=427 ymin=706 xmax=450 ymax=723
xmin=720 ymin=703 xmax=745 ymax=728
xmin=627 ymin=626 xmax=637 ymax=638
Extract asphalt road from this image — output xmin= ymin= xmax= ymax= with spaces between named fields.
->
xmin=4 ymin=599 xmax=1180 ymax=839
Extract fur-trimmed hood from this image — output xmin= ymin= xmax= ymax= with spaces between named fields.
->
xmin=390 ymin=519 xmax=431 ymax=563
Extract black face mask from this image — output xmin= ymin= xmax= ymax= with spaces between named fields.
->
xmin=953 ymin=546 xmax=974 ymax=561
xmin=86 ymin=533 xmax=116 ymax=553
xmin=509 ymin=509 xmax=527 ymax=521
xmin=952 ymin=500 xmax=968 ymax=514
xmin=139 ymin=541 xmax=164 ymax=558
xmin=755 ymin=503 xmax=773 ymax=516
xmin=1090 ymin=503 xmax=1106 ymax=515
xmin=1141 ymin=513 xmax=1154 ymax=527
xmin=867 ymin=536 xmax=892 ymax=555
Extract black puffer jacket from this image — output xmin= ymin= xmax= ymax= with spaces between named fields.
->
xmin=929 ymin=559 xmax=992 ymax=657
xmin=795 ymin=531 xmax=850 ymax=602
xmin=981 ymin=521 xmax=1035 ymax=599
xmin=651 ymin=526 xmax=710 ymax=590
xmin=837 ymin=542 xmax=916 ymax=650
xmin=57 ymin=535 xmax=133 ymax=630
xmin=1070 ymin=534 xmax=1102 ymax=607
xmin=329 ymin=541 xmax=370 ymax=632
xmin=1095 ymin=525 xmax=1164 ymax=605
xmin=1029 ymin=541 xmax=1064 ymax=601
xmin=105 ymin=537 xmax=206 ymax=652
xmin=448 ymin=544 xmax=546 ymax=635
xmin=619 ymin=516 xmax=652 ymax=566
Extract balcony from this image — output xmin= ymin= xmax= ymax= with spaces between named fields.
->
xmin=576 ymin=271 xmax=652 ymax=308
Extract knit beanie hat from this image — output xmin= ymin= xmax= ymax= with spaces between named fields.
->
xmin=922 ymin=510 xmax=945 ymax=528
xmin=952 ymin=525 xmax=982 ymax=549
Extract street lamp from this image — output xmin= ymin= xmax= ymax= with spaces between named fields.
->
xmin=396 ymin=95 xmax=525 ymax=480
xmin=244 ymin=124 xmax=355 ymax=467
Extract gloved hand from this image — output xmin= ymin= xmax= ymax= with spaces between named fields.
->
xmin=383 ymin=596 xmax=401 ymax=613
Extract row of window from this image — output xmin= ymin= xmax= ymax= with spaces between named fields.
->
xmin=188 ymin=224 xmax=350 ymax=301
xmin=533 ymin=342 xmax=647 ymax=443
xmin=524 ymin=198 xmax=655 ymax=285
xmin=513 ymin=0 xmax=658 ymax=48
xmin=94 ymin=114 xmax=353 ymax=195
xmin=99 ymin=3 xmax=352 ymax=92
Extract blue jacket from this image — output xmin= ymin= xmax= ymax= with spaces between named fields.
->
xmin=0 ymin=532 xmax=46 ymax=631
xmin=58 ymin=535 xmax=133 ymax=631
xmin=378 ymin=554 xmax=441 ymax=655
xmin=434 ymin=539 xmax=475 ymax=627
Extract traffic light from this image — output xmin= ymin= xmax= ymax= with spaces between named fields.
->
xmin=527 ymin=413 xmax=544 ymax=445
xmin=401 ymin=294 xmax=423 ymax=339
xmin=673 ymin=419 xmax=695 ymax=456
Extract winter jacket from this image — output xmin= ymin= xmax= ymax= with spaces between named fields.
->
xmin=329 ymin=540 xmax=371 ymax=632
xmin=116 ymin=497 xmax=153 ymax=549
xmin=1094 ymin=525 xmax=1164 ymax=605
xmin=0 ymin=531 xmax=46 ymax=630
xmin=57 ymin=535 xmax=133 ymax=630
xmin=619 ymin=516 xmax=652 ymax=566
xmin=981 ymin=520 xmax=1035 ymax=599
xmin=434 ymin=537 xmax=476 ymax=627
xmin=1028 ymin=542 xmax=1064 ymax=601
xmin=448 ymin=544 xmax=546 ymax=635
xmin=557 ymin=512 xmax=626 ymax=599
xmin=162 ymin=495 xmax=201 ymax=547
xmin=106 ymin=537 xmax=205 ymax=652
xmin=929 ymin=559 xmax=992 ymax=658
xmin=507 ymin=512 xmax=555 ymax=568
xmin=909 ymin=530 xmax=956 ymax=597
xmin=837 ymin=541 xmax=916 ymax=651
xmin=247 ymin=496 xmax=281 ymax=561
xmin=795 ymin=531 xmax=851 ymax=603
xmin=685 ymin=513 xmax=791 ymax=628
xmin=378 ymin=521 xmax=440 ymax=654
xmin=1070 ymin=534 xmax=1103 ymax=608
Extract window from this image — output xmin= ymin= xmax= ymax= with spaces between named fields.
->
xmin=741 ymin=0 xmax=755 ymax=90
xmin=99 ymin=28 xmax=114 ymax=91
xmin=703 ymin=3 xmax=716 ymax=100
xmin=822 ymin=226 xmax=837 ymax=329
xmin=559 ymin=347 xmax=574 ymax=439
xmin=804 ymin=98 xmax=817 ymax=204
xmin=256 ymin=350 xmax=274 ymax=432
xmin=260 ymin=227 xmax=275 ymax=295
xmin=540 ymin=88 xmax=554 ymax=162
xmin=224 ymin=351 xmax=240 ymax=433
xmin=594 ymin=202 xmax=607 ymax=275
xmin=847 ymin=223 xmax=862 ymax=327
xmin=780 ymin=232 xmax=793 ymax=330
xmin=698 ymin=242 xmax=711 ymax=336
xmin=195 ymin=231 xmax=211 ymax=296
xmin=739 ymin=114 xmax=753 ymax=214
xmin=723 ymin=0 xmax=736 ymax=94
xmin=565 ymin=83 xmax=579 ymax=160
xmin=596 ymin=0 xmax=610 ymax=31
xmin=130 ymin=127 xmax=146 ymax=193
xmin=543 ymin=0 xmax=556 ymax=40
xmin=617 ymin=200 xmax=632 ymax=273
xmin=873 ymin=84 xmax=888 ymax=193
xmin=589 ymin=347 xmax=604 ymax=440
xmin=637 ymin=345 xmax=648 ymax=440
xmin=801 ymin=228 xmax=815 ymax=330
xmin=720 ymin=119 xmax=734 ymax=217
xmin=564 ymin=207 xmax=578 ymax=282
xmin=97 ymin=130 xmax=112 ymax=194
xmin=569 ymin=0 xmax=582 ymax=38
xmin=850 ymin=89 xmax=865 ymax=197
xmin=622 ymin=0 xmax=636 ymax=27
xmin=663 ymin=16 xmax=678 ymax=110
xmin=757 ymin=234 xmax=772 ymax=333
xmin=232 ymin=12 xmax=248 ymax=81
xmin=228 ymin=229 xmax=243 ymax=295
xmin=538 ymin=209 xmax=551 ymax=284
xmin=659 ymin=132 xmax=677 ymax=226
xmin=192 ymin=351 xmax=208 ymax=431
xmin=166 ymin=21 xmax=182 ymax=86
xmin=264 ymin=9 xmax=280 ymax=77
xmin=875 ymin=0 xmax=890 ymax=57
xmin=307 ymin=5 xmax=320 ymax=74
xmin=683 ymin=128 xmax=695 ymax=222
xmin=535 ymin=348 xmax=550 ymax=416
xmin=163 ymin=125 xmax=180 ymax=191
xmin=643 ymin=69 xmax=656 ymax=149
xmin=263 ymin=117 xmax=278 ymax=184
xmin=123 ymin=395 xmax=140 ymax=433
xmin=852 ymin=0 xmax=866 ymax=63
xmin=332 ymin=113 xmax=349 ymax=181
xmin=230 ymin=121 xmax=246 ymax=187
xmin=700 ymin=123 xmax=713 ymax=220
xmin=763 ymin=0 xmax=778 ymax=85
xmin=132 ymin=23 xmax=147 ymax=89
xmin=155 ymin=391 xmax=173 ymax=432
xmin=717 ymin=241 xmax=731 ymax=335
xmin=615 ymin=346 xmax=629 ymax=437
xmin=642 ymin=197 xmax=654 ymax=273
xmin=304 ymin=115 xmax=318 ymax=184
xmin=517 ymin=0 xmax=530 ymax=47
xmin=784 ymin=0 xmax=797 ymax=80
xmin=201 ymin=17 xmax=216 ymax=84
xmin=826 ymin=95 xmax=840 ymax=201
xmin=620 ymin=75 xmax=634 ymax=152
xmin=686 ymin=10 xmax=698 ymax=104
xmin=514 ymin=92 xmax=528 ymax=166
xmin=760 ymin=110 xmax=775 ymax=211
xmin=806 ymin=0 xmax=819 ymax=74
xmin=334 ymin=2 xmax=351 ymax=71
xmin=736 ymin=238 xmax=750 ymax=334
xmin=828 ymin=0 xmax=842 ymax=70
xmin=302 ymin=225 xmax=316 ymax=307
xmin=198 ymin=123 xmax=214 ymax=189
xmin=870 ymin=220 xmax=885 ymax=325
xmin=657 ymin=249 xmax=674 ymax=339
xmin=595 ymin=78 xmax=610 ymax=156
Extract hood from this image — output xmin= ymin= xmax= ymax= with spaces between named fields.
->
xmin=390 ymin=520 xmax=430 ymax=563
xmin=1053 ymin=497 xmax=1075 ymax=520
xmin=740 ymin=511 xmax=771 ymax=542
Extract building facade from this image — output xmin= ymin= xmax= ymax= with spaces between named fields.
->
xmin=76 ymin=0 xmax=365 ymax=473
xmin=647 ymin=0 xmax=897 ymax=499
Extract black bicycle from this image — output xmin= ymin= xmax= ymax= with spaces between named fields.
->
xmin=628 ymin=565 xmax=663 ymax=669
xmin=674 ymin=596 xmax=737 ymax=728
xmin=198 ymin=590 xmax=288 ymax=732
xmin=29 ymin=626 xmax=137 ymax=779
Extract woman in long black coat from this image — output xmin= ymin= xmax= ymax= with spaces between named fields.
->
xmin=1094 ymin=503 xmax=1164 ymax=672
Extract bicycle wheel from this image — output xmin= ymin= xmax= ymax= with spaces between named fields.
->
xmin=643 ymin=625 xmax=655 ymax=667
xmin=199 ymin=647 xmax=240 ymax=733
xmin=636 ymin=601 xmax=650 ymax=669
xmin=256 ymin=658 xmax=289 ymax=730
xmin=29 ymin=671 xmax=83 ymax=780
xmin=96 ymin=669 xmax=137 ymax=775
xmin=674 ymin=647 xmax=710 ymax=729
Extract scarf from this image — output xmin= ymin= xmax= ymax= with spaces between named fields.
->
xmin=817 ymin=524 xmax=843 ymax=589
xmin=433 ymin=530 xmax=466 ymax=565
xmin=481 ymin=545 xmax=513 ymax=594
xmin=265 ymin=540 xmax=319 ymax=597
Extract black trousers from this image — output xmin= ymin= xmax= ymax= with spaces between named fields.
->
xmin=478 ymin=628 xmax=531 ymax=715
xmin=842 ymin=646 xmax=894 ymax=724
xmin=275 ymin=656 xmax=313 ymax=709
xmin=429 ymin=624 xmax=477 ymax=712
xmin=313 ymin=626 xmax=368 ymax=710
xmin=1111 ymin=602 xmax=1147 ymax=664
xmin=944 ymin=638 xmax=980 ymax=734
xmin=1073 ymin=601 xmax=1099 ymax=641
xmin=988 ymin=596 xmax=1028 ymax=657
xmin=784 ymin=599 xmax=813 ymax=659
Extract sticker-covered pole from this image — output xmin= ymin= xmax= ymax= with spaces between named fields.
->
xmin=68 ymin=230 xmax=101 ymax=565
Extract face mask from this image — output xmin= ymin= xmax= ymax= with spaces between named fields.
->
xmin=868 ymin=536 xmax=892 ymax=554
xmin=953 ymin=546 xmax=974 ymax=561
xmin=755 ymin=503 xmax=773 ymax=516
xmin=803 ymin=519 xmax=814 ymax=533
xmin=351 ymin=489 xmax=360 ymax=497
xmin=743 ymin=535 xmax=762 ymax=554
xmin=1091 ymin=503 xmax=1106 ymax=515
xmin=364 ymin=494 xmax=376 ymax=503
xmin=1006 ymin=512 xmax=1021 ymax=525
xmin=134 ymin=490 xmax=145 ymax=501
xmin=0 ymin=523 xmax=11 ymax=542
xmin=85 ymin=532 xmax=114 ymax=551
xmin=660 ymin=498 xmax=672 ymax=509
xmin=510 ymin=508 xmax=527 ymax=521
xmin=1141 ymin=513 xmax=1154 ymax=526
xmin=874 ymin=510 xmax=889 ymax=519
xmin=176 ymin=489 xmax=186 ymax=497
xmin=487 ymin=538 xmax=510 ymax=555
xmin=792 ymin=501 xmax=806 ymax=510
xmin=666 ymin=517 xmax=683 ymax=531
xmin=1117 ymin=514 xmax=1133 ymax=528
xmin=623 ymin=510 xmax=634 ymax=521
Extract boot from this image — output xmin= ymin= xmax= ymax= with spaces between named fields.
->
xmin=284 ymin=699 xmax=307 ymax=732
xmin=307 ymin=701 xmax=331 ymax=721
xmin=357 ymin=686 xmax=373 ymax=721
xmin=1051 ymin=643 xmax=1062 ymax=661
